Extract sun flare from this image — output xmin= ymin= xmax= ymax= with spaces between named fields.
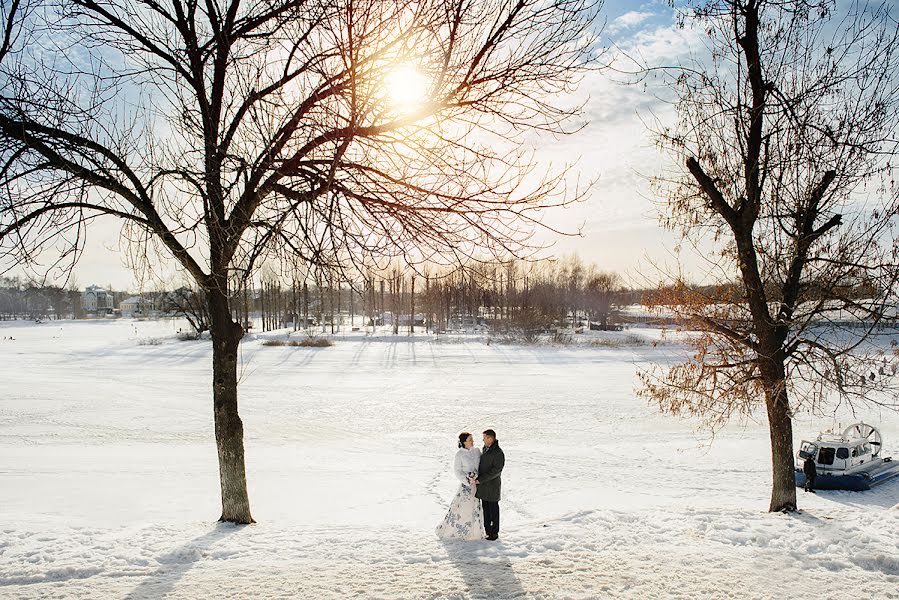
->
xmin=384 ymin=65 xmax=429 ymax=114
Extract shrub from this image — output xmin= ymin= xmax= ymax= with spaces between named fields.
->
xmin=588 ymin=338 xmax=621 ymax=348
xmin=587 ymin=334 xmax=647 ymax=348
xmin=296 ymin=337 xmax=333 ymax=347
xmin=550 ymin=331 xmax=572 ymax=345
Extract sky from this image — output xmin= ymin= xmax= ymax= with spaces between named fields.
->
xmin=6 ymin=1 xmax=707 ymax=292
xmin=531 ymin=0 xmax=704 ymax=286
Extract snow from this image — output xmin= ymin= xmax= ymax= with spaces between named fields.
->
xmin=1 ymin=319 xmax=898 ymax=599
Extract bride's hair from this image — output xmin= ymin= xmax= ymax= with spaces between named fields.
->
xmin=458 ymin=432 xmax=471 ymax=448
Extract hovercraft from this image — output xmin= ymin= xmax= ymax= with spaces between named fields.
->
xmin=794 ymin=423 xmax=899 ymax=491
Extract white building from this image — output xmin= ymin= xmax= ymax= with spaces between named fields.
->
xmin=119 ymin=296 xmax=154 ymax=317
xmin=82 ymin=285 xmax=114 ymax=315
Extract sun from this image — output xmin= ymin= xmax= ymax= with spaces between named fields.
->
xmin=384 ymin=65 xmax=429 ymax=114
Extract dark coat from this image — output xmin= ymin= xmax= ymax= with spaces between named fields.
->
xmin=475 ymin=441 xmax=505 ymax=502
xmin=803 ymin=456 xmax=817 ymax=478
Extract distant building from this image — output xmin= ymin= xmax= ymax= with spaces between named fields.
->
xmin=286 ymin=314 xmax=317 ymax=327
xmin=398 ymin=314 xmax=426 ymax=327
xmin=119 ymin=296 xmax=154 ymax=317
xmin=82 ymin=285 xmax=114 ymax=315
xmin=448 ymin=315 xmax=487 ymax=330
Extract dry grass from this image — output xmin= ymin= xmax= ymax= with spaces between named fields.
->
xmin=296 ymin=337 xmax=334 ymax=347
xmin=262 ymin=337 xmax=333 ymax=347
xmin=587 ymin=334 xmax=648 ymax=348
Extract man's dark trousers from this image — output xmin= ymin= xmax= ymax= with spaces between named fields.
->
xmin=482 ymin=500 xmax=500 ymax=537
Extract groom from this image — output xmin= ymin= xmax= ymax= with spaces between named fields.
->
xmin=474 ymin=429 xmax=505 ymax=541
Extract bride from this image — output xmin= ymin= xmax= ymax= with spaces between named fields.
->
xmin=436 ymin=432 xmax=485 ymax=540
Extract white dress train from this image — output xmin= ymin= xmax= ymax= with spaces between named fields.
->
xmin=435 ymin=446 xmax=485 ymax=540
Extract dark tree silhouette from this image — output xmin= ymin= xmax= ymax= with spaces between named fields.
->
xmin=162 ymin=285 xmax=209 ymax=338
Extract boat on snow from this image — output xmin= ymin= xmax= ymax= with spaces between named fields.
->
xmin=794 ymin=423 xmax=899 ymax=491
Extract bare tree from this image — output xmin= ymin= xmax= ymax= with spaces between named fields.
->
xmin=638 ymin=0 xmax=899 ymax=512
xmin=0 ymin=0 xmax=600 ymax=522
xmin=162 ymin=284 xmax=209 ymax=338
xmin=585 ymin=269 xmax=619 ymax=330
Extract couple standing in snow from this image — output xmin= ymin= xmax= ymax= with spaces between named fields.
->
xmin=435 ymin=429 xmax=505 ymax=541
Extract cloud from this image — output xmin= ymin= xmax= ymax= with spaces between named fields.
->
xmin=608 ymin=11 xmax=655 ymax=34
xmin=524 ymin=19 xmax=717 ymax=279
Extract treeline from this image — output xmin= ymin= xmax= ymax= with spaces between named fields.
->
xmin=643 ymin=279 xmax=886 ymax=307
xmin=242 ymin=256 xmax=634 ymax=335
xmin=1 ymin=255 xmax=651 ymax=331
xmin=0 ymin=277 xmax=82 ymax=320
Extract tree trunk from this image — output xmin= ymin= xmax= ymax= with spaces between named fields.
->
xmin=392 ymin=276 xmax=399 ymax=335
xmin=330 ymin=276 xmax=336 ymax=334
xmin=762 ymin=368 xmax=797 ymax=512
xmin=318 ymin=278 xmax=325 ymax=333
xmin=242 ymin=284 xmax=249 ymax=330
xmin=380 ymin=279 xmax=385 ymax=328
xmin=208 ymin=288 xmax=254 ymax=524
xmin=260 ymin=281 xmax=267 ymax=332
xmin=303 ymin=281 xmax=309 ymax=331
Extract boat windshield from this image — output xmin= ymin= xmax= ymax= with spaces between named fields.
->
xmin=818 ymin=447 xmax=835 ymax=465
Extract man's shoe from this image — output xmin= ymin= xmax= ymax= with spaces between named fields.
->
xmin=486 ymin=533 xmax=498 ymax=541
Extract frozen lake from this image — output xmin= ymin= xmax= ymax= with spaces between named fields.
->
xmin=1 ymin=319 xmax=898 ymax=599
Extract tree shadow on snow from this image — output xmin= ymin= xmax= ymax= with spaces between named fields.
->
xmin=124 ymin=523 xmax=240 ymax=600
xmin=439 ymin=539 xmax=526 ymax=599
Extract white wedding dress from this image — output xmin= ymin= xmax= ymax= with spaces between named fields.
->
xmin=435 ymin=446 xmax=485 ymax=540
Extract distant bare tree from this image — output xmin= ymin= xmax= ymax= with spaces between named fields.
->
xmin=44 ymin=285 xmax=70 ymax=319
xmin=163 ymin=285 xmax=209 ymax=338
xmin=0 ymin=0 xmax=601 ymax=522
xmin=585 ymin=270 xmax=619 ymax=330
xmin=638 ymin=0 xmax=899 ymax=512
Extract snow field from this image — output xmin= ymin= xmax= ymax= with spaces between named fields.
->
xmin=1 ymin=319 xmax=898 ymax=599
